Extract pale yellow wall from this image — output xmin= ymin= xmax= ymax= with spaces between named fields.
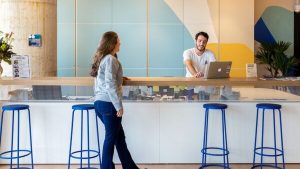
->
xmin=0 ymin=0 xmax=57 ymax=77
xmin=220 ymin=0 xmax=254 ymax=50
xmin=207 ymin=0 xmax=220 ymax=42
xmin=218 ymin=0 xmax=254 ymax=77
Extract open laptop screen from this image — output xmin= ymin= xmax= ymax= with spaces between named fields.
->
xmin=204 ymin=61 xmax=232 ymax=79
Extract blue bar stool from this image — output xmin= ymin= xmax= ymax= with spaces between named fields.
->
xmin=200 ymin=103 xmax=230 ymax=169
xmin=68 ymin=104 xmax=101 ymax=169
xmin=252 ymin=103 xmax=285 ymax=169
xmin=0 ymin=104 xmax=34 ymax=169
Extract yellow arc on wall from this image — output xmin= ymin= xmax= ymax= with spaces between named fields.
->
xmin=208 ymin=43 xmax=254 ymax=77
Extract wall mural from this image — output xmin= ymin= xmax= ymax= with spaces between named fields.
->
xmin=254 ymin=0 xmax=297 ymax=76
xmin=255 ymin=4 xmax=294 ymax=55
xmin=58 ymin=0 xmax=254 ymax=77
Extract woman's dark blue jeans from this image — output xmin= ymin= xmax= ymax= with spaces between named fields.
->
xmin=94 ymin=100 xmax=139 ymax=169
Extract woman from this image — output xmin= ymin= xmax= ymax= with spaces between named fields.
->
xmin=90 ymin=31 xmax=139 ymax=169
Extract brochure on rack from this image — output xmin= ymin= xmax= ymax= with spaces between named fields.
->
xmin=11 ymin=55 xmax=31 ymax=78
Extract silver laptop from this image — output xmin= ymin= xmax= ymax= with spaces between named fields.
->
xmin=204 ymin=61 xmax=232 ymax=79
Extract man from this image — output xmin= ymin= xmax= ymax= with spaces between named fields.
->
xmin=183 ymin=31 xmax=216 ymax=78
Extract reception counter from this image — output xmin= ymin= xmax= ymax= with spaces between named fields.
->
xmin=1 ymin=76 xmax=300 ymax=86
xmin=1 ymin=77 xmax=300 ymax=164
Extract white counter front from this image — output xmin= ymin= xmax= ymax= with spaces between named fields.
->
xmin=1 ymin=100 xmax=300 ymax=164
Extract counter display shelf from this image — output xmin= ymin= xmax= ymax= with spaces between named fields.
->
xmin=1 ymin=77 xmax=300 ymax=164
xmin=1 ymin=77 xmax=300 ymax=102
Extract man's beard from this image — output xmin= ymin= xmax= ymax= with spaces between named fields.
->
xmin=196 ymin=46 xmax=205 ymax=52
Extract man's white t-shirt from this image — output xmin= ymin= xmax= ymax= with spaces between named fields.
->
xmin=183 ymin=48 xmax=216 ymax=77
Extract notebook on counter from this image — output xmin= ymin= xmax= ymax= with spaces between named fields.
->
xmin=204 ymin=61 xmax=232 ymax=79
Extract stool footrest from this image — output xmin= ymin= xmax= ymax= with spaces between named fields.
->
xmin=254 ymin=147 xmax=283 ymax=157
xmin=70 ymin=150 xmax=100 ymax=159
xmin=201 ymin=147 xmax=229 ymax=156
xmin=9 ymin=167 xmax=33 ymax=169
xmin=0 ymin=150 xmax=32 ymax=159
xmin=251 ymin=164 xmax=284 ymax=169
xmin=200 ymin=163 xmax=230 ymax=169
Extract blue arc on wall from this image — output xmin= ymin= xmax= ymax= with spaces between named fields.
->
xmin=255 ymin=18 xmax=276 ymax=44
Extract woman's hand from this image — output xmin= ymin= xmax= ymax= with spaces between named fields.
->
xmin=122 ymin=77 xmax=130 ymax=85
xmin=123 ymin=76 xmax=130 ymax=80
xmin=116 ymin=108 xmax=124 ymax=117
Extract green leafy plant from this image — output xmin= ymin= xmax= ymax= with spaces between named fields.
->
xmin=256 ymin=41 xmax=299 ymax=77
xmin=0 ymin=31 xmax=15 ymax=65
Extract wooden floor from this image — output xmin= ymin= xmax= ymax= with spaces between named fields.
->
xmin=0 ymin=164 xmax=299 ymax=169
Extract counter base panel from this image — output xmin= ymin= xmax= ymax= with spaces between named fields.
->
xmin=0 ymin=102 xmax=299 ymax=164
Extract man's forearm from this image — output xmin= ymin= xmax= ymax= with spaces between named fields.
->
xmin=187 ymin=64 xmax=197 ymax=75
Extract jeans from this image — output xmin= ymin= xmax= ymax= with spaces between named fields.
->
xmin=94 ymin=100 xmax=139 ymax=169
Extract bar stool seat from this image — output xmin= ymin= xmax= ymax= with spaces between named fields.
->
xmin=68 ymin=104 xmax=101 ymax=169
xmin=256 ymin=103 xmax=281 ymax=109
xmin=0 ymin=104 xmax=34 ymax=169
xmin=2 ymin=105 xmax=29 ymax=111
xmin=252 ymin=103 xmax=285 ymax=169
xmin=203 ymin=103 xmax=227 ymax=109
xmin=72 ymin=104 xmax=95 ymax=110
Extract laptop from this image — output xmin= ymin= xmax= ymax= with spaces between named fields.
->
xmin=32 ymin=85 xmax=62 ymax=100
xmin=204 ymin=61 xmax=232 ymax=79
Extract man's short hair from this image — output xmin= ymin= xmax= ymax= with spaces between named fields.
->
xmin=195 ymin=32 xmax=209 ymax=41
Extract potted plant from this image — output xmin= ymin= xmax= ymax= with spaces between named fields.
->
xmin=0 ymin=31 xmax=16 ymax=76
xmin=256 ymin=41 xmax=299 ymax=78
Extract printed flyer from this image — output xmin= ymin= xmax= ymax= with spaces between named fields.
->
xmin=11 ymin=55 xmax=31 ymax=78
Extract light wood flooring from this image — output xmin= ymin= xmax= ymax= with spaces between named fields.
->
xmin=1 ymin=164 xmax=300 ymax=169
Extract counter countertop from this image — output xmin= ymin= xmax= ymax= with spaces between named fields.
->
xmin=1 ymin=77 xmax=300 ymax=86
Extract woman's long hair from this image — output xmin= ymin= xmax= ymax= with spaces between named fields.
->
xmin=90 ymin=31 xmax=118 ymax=77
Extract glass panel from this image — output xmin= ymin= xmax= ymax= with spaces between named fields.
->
xmin=57 ymin=23 xmax=75 ymax=69
xmin=113 ymin=0 xmax=146 ymax=23
xmin=57 ymin=0 xmax=75 ymax=23
xmin=77 ymin=24 xmax=112 ymax=68
xmin=149 ymin=24 xmax=184 ymax=76
xmin=77 ymin=0 xmax=112 ymax=23
xmin=57 ymin=0 xmax=221 ymax=77
xmin=57 ymin=0 xmax=76 ymax=77
xmin=1 ymin=84 xmax=300 ymax=102
xmin=113 ymin=24 xmax=147 ymax=69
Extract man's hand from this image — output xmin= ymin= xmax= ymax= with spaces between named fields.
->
xmin=116 ymin=108 xmax=124 ymax=117
xmin=185 ymin=60 xmax=201 ymax=78
xmin=193 ymin=72 xmax=204 ymax=78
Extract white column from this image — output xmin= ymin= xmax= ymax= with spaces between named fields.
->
xmin=0 ymin=0 xmax=57 ymax=77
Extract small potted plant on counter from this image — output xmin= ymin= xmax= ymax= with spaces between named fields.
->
xmin=0 ymin=31 xmax=16 ymax=76
xmin=256 ymin=41 xmax=299 ymax=78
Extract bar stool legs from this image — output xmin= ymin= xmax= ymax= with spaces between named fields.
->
xmin=252 ymin=103 xmax=285 ymax=169
xmin=200 ymin=103 xmax=230 ymax=169
xmin=0 ymin=104 xmax=34 ymax=169
xmin=68 ymin=104 xmax=101 ymax=169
